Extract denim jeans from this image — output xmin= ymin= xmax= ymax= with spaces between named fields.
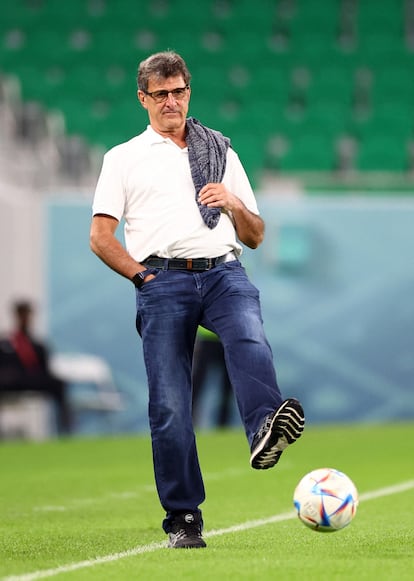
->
xmin=135 ymin=260 xmax=282 ymax=526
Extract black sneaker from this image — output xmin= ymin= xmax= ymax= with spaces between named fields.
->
xmin=250 ymin=398 xmax=305 ymax=470
xmin=168 ymin=512 xmax=207 ymax=549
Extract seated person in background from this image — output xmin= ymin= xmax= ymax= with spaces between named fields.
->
xmin=0 ymin=300 xmax=72 ymax=435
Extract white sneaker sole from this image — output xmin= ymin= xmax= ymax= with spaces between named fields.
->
xmin=250 ymin=398 xmax=305 ymax=470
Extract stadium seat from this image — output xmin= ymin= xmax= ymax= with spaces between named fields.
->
xmin=278 ymin=133 xmax=336 ymax=172
xmin=308 ymin=64 xmax=354 ymax=105
xmin=230 ymin=131 xmax=265 ymax=186
xmin=373 ymin=65 xmax=414 ymax=102
xmin=356 ymin=134 xmax=409 ymax=171
xmin=2 ymin=0 xmax=414 ymax=180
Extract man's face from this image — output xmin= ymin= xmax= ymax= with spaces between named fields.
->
xmin=138 ymin=74 xmax=191 ymax=135
xmin=16 ymin=306 xmax=33 ymax=331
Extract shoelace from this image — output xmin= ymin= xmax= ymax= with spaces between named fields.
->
xmin=171 ymin=518 xmax=202 ymax=538
xmin=174 ymin=526 xmax=203 ymax=538
xmin=255 ymin=413 xmax=274 ymax=441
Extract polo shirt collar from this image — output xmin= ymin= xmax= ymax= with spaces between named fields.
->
xmin=144 ymin=125 xmax=187 ymax=149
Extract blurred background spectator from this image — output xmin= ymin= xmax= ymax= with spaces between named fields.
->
xmin=0 ymin=300 xmax=72 ymax=436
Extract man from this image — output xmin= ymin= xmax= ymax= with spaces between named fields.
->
xmin=0 ymin=300 xmax=72 ymax=435
xmin=90 ymin=51 xmax=304 ymax=549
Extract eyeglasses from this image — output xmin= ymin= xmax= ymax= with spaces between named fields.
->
xmin=144 ymin=85 xmax=189 ymax=103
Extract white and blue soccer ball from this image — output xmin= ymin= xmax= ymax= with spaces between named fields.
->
xmin=293 ymin=467 xmax=359 ymax=532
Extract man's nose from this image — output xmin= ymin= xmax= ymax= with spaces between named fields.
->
xmin=166 ymin=91 xmax=177 ymax=104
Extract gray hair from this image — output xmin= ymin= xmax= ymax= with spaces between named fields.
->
xmin=137 ymin=51 xmax=191 ymax=91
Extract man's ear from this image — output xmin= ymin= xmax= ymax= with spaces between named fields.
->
xmin=137 ymin=90 xmax=147 ymax=109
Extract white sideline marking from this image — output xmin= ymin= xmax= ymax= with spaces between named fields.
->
xmin=2 ymin=479 xmax=414 ymax=581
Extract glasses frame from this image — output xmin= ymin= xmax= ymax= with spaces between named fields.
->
xmin=143 ymin=85 xmax=190 ymax=103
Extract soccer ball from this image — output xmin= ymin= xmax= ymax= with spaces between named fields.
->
xmin=293 ymin=467 xmax=359 ymax=532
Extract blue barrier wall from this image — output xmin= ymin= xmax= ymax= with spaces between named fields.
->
xmin=47 ymin=196 xmax=414 ymax=432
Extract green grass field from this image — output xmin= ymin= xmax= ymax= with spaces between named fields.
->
xmin=0 ymin=423 xmax=413 ymax=580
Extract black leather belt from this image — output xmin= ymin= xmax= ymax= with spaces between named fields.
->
xmin=143 ymin=252 xmax=235 ymax=271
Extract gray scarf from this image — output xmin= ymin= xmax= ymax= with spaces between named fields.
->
xmin=186 ymin=117 xmax=230 ymax=229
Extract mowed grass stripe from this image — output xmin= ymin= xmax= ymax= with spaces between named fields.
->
xmin=3 ymin=479 xmax=414 ymax=581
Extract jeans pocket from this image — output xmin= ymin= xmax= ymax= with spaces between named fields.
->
xmin=140 ymin=269 xmax=162 ymax=290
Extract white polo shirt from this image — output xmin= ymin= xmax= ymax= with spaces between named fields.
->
xmin=92 ymin=125 xmax=260 ymax=262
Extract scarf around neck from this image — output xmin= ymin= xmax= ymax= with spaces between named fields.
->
xmin=186 ymin=116 xmax=230 ymax=229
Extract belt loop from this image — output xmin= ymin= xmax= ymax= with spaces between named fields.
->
xmin=163 ymin=258 xmax=169 ymax=270
xmin=186 ymin=259 xmax=193 ymax=269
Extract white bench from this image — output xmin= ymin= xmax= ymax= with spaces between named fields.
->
xmin=0 ymin=391 xmax=52 ymax=440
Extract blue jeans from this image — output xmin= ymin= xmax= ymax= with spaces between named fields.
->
xmin=135 ymin=260 xmax=282 ymax=529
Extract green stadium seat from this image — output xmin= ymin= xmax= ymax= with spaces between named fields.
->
xmin=34 ymin=0 xmax=87 ymax=29
xmin=210 ymin=0 xmax=275 ymax=31
xmin=302 ymin=100 xmax=350 ymax=139
xmin=349 ymin=97 xmax=414 ymax=142
xmin=22 ymin=27 xmax=87 ymax=68
xmin=56 ymin=94 xmax=145 ymax=148
xmin=278 ymin=133 xmax=336 ymax=172
xmin=254 ymin=66 xmax=291 ymax=105
xmin=0 ymin=28 xmax=31 ymax=74
xmin=191 ymin=64 xmax=237 ymax=100
xmin=308 ymin=65 xmax=354 ymax=105
xmin=288 ymin=33 xmax=338 ymax=67
xmin=2 ymin=0 xmax=414 ymax=180
xmin=91 ymin=98 xmax=148 ymax=148
xmin=230 ymin=131 xmax=265 ymax=186
xmin=356 ymin=134 xmax=409 ymax=171
xmin=190 ymin=93 xmax=244 ymax=130
xmin=6 ymin=63 xmax=65 ymax=106
xmin=373 ymin=65 xmax=414 ymax=101
xmin=0 ymin=1 xmax=44 ymax=32
xmin=358 ymin=0 xmax=403 ymax=34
